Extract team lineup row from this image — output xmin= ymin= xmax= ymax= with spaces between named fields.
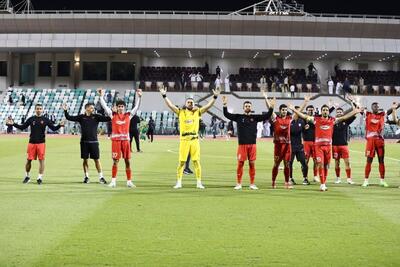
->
xmin=5 ymin=87 xmax=400 ymax=191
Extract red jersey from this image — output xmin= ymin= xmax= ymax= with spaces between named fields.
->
xmin=111 ymin=112 xmax=131 ymax=141
xmin=365 ymin=111 xmax=385 ymax=139
xmin=314 ymin=116 xmax=335 ymax=145
xmin=272 ymin=115 xmax=292 ymax=144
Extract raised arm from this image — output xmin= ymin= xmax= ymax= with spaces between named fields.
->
xmin=199 ymin=87 xmax=221 ymax=114
xmin=386 ymin=102 xmax=400 ymax=116
xmin=8 ymin=116 xmax=32 ymax=130
xmin=261 ymin=87 xmax=277 ymax=120
xmin=288 ymin=102 xmax=314 ymax=123
xmin=159 ymin=86 xmax=179 ymax=114
xmin=130 ymin=89 xmax=142 ymax=117
xmin=45 ymin=117 xmax=64 ymax=131
xmin=293 ymin=95 xmax=311 ymax=120
xmin=222 ymin=95 xmax=237 ymax=121
xmin=63 ymin=103 xmax=81 ymax=122
xmin=336 ymin=106 xmax=361 ymax=123
xmin=97 ymin=88 xmax=113 ymax=117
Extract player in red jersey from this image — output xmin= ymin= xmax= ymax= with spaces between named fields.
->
xmin=264 ymin=94 xmax=310 ymax=189
xmin=289 ymin=99 xmax=361 ymax=191
xmin=98 ymin=88 xmax=142 ymax=188
xmin=361 ymin=102 xmax=399 ymax=187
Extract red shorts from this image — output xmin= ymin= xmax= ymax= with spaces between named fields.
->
xmin=237 ymin=144 xmax=256 ymax=161
xmin=365 ymin=138 xmax=385 ymax=158
xmin=303 ymin=141 xmax=315 ymax=159
xmin=27 ymin=143 xmax=46 ymax=160
xmin=332 ymin=145 xmax=350 ymax=160
xmin=112 ymin=140 xmax=131 ymax=160
xmin=274 ymin=143 xmax=291 ymax=162
xmin=315 ymin=145 xmax=331 ymax=165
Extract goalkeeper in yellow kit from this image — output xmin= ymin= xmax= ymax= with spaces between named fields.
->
xmin=159 ymin=85 xmax=221 ymax=189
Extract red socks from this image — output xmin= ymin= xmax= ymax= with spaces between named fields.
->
xmin=319 ymin=166 xmax=326 ymax=184
xmin=345 ymin=168 xmax=351 ymax=179
xmin=272 ymin=166 xmax=278 ymax=183
xmin=126 ymin=168 xmax=132 ymax=181
xmin=379 ymin=163 xmax=385 ymax=179
xmin=335 ymin=167 xmax=340 ymax=178
xmin=365 ymin=161 xmax=372 ymax=179
xmin=283 ymin=166 xmax=290 ymax=183
xmin=236 ymin=161 xmax=244 ymax=184
xmin=112 ymin=165 xmax=117 ymax=178
xmin=249 ymin=162 xmax=255 ymax=184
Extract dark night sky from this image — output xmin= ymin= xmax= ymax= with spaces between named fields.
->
xmin=26 ymin=0 xmax=399 ymax=16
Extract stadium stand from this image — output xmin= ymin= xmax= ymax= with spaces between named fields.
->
xmin=335 ymin=70 xmax=400 ymax=95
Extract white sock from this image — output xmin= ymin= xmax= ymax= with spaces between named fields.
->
xmin=26 ymin=172 xmax=30 ymax=178
xmin=111 ymin=178 xmax=116 ymax=183
xmin=38 ymin=174 xmax=43 ymax=180
xmin=98 ymin=172 xmax=103 ymax=179
xmin=85 ymin=172 xmax=89 ymax=178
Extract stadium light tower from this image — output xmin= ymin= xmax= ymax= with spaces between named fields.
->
xmin=0 ymin=0 xmax=33 ymax=14
xmin=230 ymin=0 xmax=311 ymax=16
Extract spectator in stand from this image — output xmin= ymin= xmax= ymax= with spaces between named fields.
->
xmin=204 ymin=62 xmax=209 ymax=74
xmin=8 ymin=95 xmax=13 ymax=105
xmin=359 ymin=76 xmax=364 ymax=94
xmin=308 ymin=63 xmax=317 ymax=78
xmin=189 ymin=72 xmax=196 ymax=82
xmin=260 ymin=75 xmax=267 ymax=86
xmin=199 ymin=119 xmax=206 ymax=139
xmin=6 ymin=116 xmax=13 ymax=134
xmin=196 ymin=72 xmax=203 ymax=82
xmin=334 ymin=64 xmax=340 ymax=76
xmin=180 ymin=72 xmax=186 ymax=90
xmin=290 ymin=83 xmax=296 ymax=98
xmin=283 ymin=75 xmax=289 ymax=93
xmin=336 ymin=80 xmax=343 ymax=95
xmin=107 ymin=91 xmax=112 ymax=103
xmin=328 ymin=78 xmax=334 ymax=95
xmin=216 ymin=66 xmax=221 ymax=77
xmin=227 ymin=120 xmax=234 ymax=140
xmin=267 ymin=76 xmax=273 ymax=91
xmin=174 ymin=120 xmax=179 ymax=135
xmin=21 ymin=93 xmax=26 ymax=106
xmin=224 ymin=74 xmax=230 ymax=92
xmin=215 ymin=75 xmax=222 ymax=90
xmin=343 ymin=77 xmax=351 ymax=97
xmin=218 ymin=120 xmax=225 ymax=137
xmin=21 ymin=115 xmax=26 ymax=125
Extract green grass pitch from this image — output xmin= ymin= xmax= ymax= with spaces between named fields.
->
xmin=0 ymin=135 xmax=399 ymax=266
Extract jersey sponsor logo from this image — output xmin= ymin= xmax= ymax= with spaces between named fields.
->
xmin=280 ymin=125 xmax=288 ymax=129
xmin=320 ymin=125 xmax=331 ymax=130
xmin=370 ymin=119 xmax=380 ymax=124
xmin=115 ymin=120 xmax=126 ymax=125
xmin=185 ymin=119 xmax=193 ymax=124
xmin=41 ymin=121 xmax=44 ymax=124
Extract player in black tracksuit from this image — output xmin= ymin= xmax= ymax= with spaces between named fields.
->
xmin=63 ymin=102 xmax=110 ymax=184
xmin=129 ymin=115 xmax=141 ymax=152
xmin=289 ymin=108 xmax=310 ymax=185
xmin=6 ymin=103 xmax=64 ymax=184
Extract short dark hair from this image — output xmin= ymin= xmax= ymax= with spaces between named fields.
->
xmin=295 ymin=106 xmax=300 ymax=109
xmin=306 ymin=105 xmax=314 ymax=110
xmin=243 ymin=101 xmax=252 ymax=106
xmin=371 ymin=102 xmax=378 ymax=106
xmin=35 ymin=103 xmax=43 ymax=108
xmin=336 ymin=107 xmax=343 ymax=112
xmin=116 ymin=99 xmax=126 ymax=107
xmin=85 ymin=102 xmax=95 ymax=109
xmin=279 ymin=104 xmax=287 ymax=110
xmin=321 ymin=104 xmax=329 ymax=110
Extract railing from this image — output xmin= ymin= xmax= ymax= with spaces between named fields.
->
xmin=7 ymin=10 xmax=398 ymax=20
